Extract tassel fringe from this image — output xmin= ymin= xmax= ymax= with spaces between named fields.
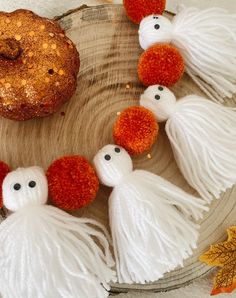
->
xmin=0 ymin=205 xmax=116 ymax=298
xmin=172 ymin=7 xmax=236 ymax=102
xmin=110 ymin=170 xmax=208 ymax=283
xmin=166 ymin=95 xmax=236 ymax=202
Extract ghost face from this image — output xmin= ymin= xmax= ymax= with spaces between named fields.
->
xmin=139 ymin=15 xmax=173 ymax=50
xmin=140 ymin=85 xmax=177 ymax=122
xmin=93 ymin=145 xmax=133 ymax=187
xmin=3 ymin=167 xmax=48 ymax=212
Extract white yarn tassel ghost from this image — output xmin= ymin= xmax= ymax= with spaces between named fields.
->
xmin=93 ymin=145 xmax=208 ymax=284
xmin=0 ymin=166 xmax=115 ymax=298
xmin=140 ymin=85 xmax=236 ymax=203
xmin=138 ymin=7 xmax=236 ymax=102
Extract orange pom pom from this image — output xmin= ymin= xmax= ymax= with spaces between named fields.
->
xmin=47 ymin=156 xmax=99 ymax=211
xmin=113 ymin=106 xmax=158 ymax=155
xmin=0 ymin=162 xmax=10 ymax=208
xmin=138 ymin=44 xmax=185 ymax=87
xmin=124 ymin=0 xmax=166 ymax=24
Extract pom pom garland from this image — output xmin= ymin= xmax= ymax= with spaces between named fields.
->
xmin=2 ymin=0 xmax=236 ymax=290
xmin=113 ymin=106 xmax=158 ymax=155
xmin=0 ymin=164 xmax=115 ymax=298
xmin=140 ymin=85 xmax=236 ymax=202
xmin=47 ymin=156 xmax=99 ymax=211
xmin=138 ymin=44 xmax=185 ymax=87
xmin=123 ymin=0 xmax=166 ymax=24
xmin=93 ymin=144 xmax=208 ymax=283
xmin=138 ymin=7 xmax=236 ymax=102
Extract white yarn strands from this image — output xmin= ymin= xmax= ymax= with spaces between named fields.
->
xmin=138 ymin=8 xmax=236 ymax=102
xmin=93 ymin=145 xmax=208 ymax=284
xmin=0 ymin=167 xmax=115 ymax=298
xmin=140 ymin=85 xmax=236 ymax=203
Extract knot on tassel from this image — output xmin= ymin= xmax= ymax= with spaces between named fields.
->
xmin=140 ymin=85 xmax=177 ymax=122
xmin=3 ymin=167 xmax=48 ymax=212
xmin=139 ymin=15 xmax=173 ymax=50
xmin=93 ymin=145 xmax=133 ymax=187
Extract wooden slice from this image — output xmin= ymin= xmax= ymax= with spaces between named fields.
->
xmin=0 ymin=4 xmax=235 ymax=294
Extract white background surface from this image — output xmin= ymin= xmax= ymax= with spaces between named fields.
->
xmin=0 ymin=0 xmax=235 ymax=297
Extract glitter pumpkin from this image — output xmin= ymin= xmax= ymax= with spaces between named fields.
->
xmin=0 ymin=161 xmax=11 ymax=208
xmin=113 ymin=106 xmax=158 ymax=155
xmin=123 ymin=0 xmax=166 ymax=24
xmin=138 ymin=44 xmax=185 ymax=87
xmin=0 ymin=9 xmax=80 ymax=121
xmin=47 ymin=156 xmax=99 ymax=211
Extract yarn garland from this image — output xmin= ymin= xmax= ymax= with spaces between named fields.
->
xmin=0 ymin=2 xmax=235 ymax=294
xmin=123 ymin=1 xmax=236 ymax=101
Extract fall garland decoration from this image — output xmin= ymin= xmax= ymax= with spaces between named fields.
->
xmin=0 ymin=2 xmax=235 ymax=297
xmin=123 ymin=0 xmax=236 ymax=102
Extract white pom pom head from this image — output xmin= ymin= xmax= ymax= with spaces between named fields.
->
xmin=93 ymin=145 xmax=133 ymax=187
xmin=140 ymin=85 xmax=177 ymax=122
xmin=139 ymin=15 xmax=173 ymax=50
xmin=3 ymin=167 xmax=48 ymax=212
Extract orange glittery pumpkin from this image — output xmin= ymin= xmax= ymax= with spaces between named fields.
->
xmin=47 ymin=156 xmax=99 ymax=211
xmin=113 ymin=106 xmax=158 ymax=155
xmin=138 ymin=44 xmax=185 ymax=87
xmin=0 ymin=161 xmax=11 ymax=208
xmin=123 ymin=0 xmax=166 ymax=24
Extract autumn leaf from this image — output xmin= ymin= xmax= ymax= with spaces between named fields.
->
xmin=200 ymin=226 xmax=236 ymax=296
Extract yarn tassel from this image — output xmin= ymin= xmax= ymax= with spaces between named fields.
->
xmin=138 ymin=7 xmax=236 ymax=102
xmin=173 ymin=7 xmax=236 ymax=102
xmin=94 ymin=145 xmax=208 ymax=284
xmin=141 ymin=86 xmax=236 ymax=203
xmin=0 ymin=205 xmax=116 ymax=298
xmin=0 ymin=165 xmax=116 ymax=298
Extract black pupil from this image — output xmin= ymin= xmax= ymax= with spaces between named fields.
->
xmin=115 ymin=147 xmax=120 ymax=153
xmin=29 ymin=181 xmax=36 ymax=188
xmin=48 ymin=69 xmax=54 ymax=75
xmin=155 ymin=95 xmax=160 ymax=100
xmin=154 ymin=24 xmax=160 ymax=30
xmin=13 ymin=183 xmax=21 ymax=191
xmin=158 ymin=86 xmax=164 ymax=91
xmin=105 ymin=154 xmax=111 ymax=161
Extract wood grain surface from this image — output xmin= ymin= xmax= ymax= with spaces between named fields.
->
xmin=0 ymin=4 xmax=235 ymax=294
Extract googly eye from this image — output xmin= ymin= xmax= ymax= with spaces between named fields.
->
xmin=114 ymin=147 xmax=121 ymax=153
xmin=13 ymin=183 xmax=21 ymax=191
xmin=28 ymin=181 xmax=36 ymax=188
xmin=155 ymin=95 xmax=160 ymax=100
xmin=104 ymin=154 xmax=111 ymax=161
xmin=158 ymin=86 xmax=164 ymax=91
xmin=154 ymin=24 xmax=160 ymax=30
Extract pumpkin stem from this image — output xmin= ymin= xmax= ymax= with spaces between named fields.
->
xmin=0 ymin=38 xmax=22 ymax=60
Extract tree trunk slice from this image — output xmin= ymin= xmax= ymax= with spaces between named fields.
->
xmin=0 ymin=4 xmax=235 ymax=294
